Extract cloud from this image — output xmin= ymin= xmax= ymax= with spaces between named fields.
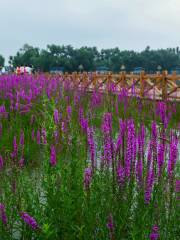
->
xmin=1 ymin=0 xmax=180 ymax=62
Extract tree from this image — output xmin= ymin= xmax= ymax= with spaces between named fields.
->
xmin=9 ymin=44 xmax=40 ymax=69
xmin=8 ymin=44 xmax=180 ymax=73
xmin=0 ymin=54 xmax=5 ymax=67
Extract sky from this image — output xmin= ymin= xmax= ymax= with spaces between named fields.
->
xmin=1 ymin=0 xmax=180 ymax=62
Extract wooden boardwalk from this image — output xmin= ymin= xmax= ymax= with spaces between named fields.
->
xmin=63 ymin=71 xmax=180 ymax=101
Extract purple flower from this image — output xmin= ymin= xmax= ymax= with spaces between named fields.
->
xmin=13 ymin=136 xmax=18 ymax=157
xmin=87 ymin=127 xmax=96 ymax=169
xmin=54 ymin=109 xmax=59 ymax=125
xmin=19 ymin=157 xmax=25 ymax=168
xmin=21 ymin=212 xmax=39 ymax=230
xmin=101 ymin=113 xmax=113 ymax=167
xmin=67 ymin=105 xmax=72 ymax=120
xmin=149 ymin=225 xmax=159 ymax=239
xmin=125 ymin=119 xmax=136 ymax=178
xmin=20 ymin=130 xmax=25 ymax=146
xmin=79 ymin=107 xmax=88 ymax=132
xmin=0 ymin=203 xmax=7 ymax=225
xmin=150 ymin=233 xmax=159 ymax=240
xmin=32 ymin=129 xmax=35 ymax=141
xmin=102 ymin=113 xmax=112 ymax=134
xmin=156 ymin=102 xmax=168 ymax=128
xmin=168 ymin=135 xmax=178 ymax=178
xmin=175 ymin=180 xmax=180 ymax=193
xmin=107 ymin=214 xmax=114 ymax=230
xmin=157 ymin=143 xmax=165 ymax=177
xmin=117 ymin=166 xmax=125 ymax=186
xmin=145 ymin=168 xmax=154 ymax=204
xmin=91 ymin=91 xmax=102 ymax=108
xmin=84 ymin=167 xmax=92 ymax=190
xmin=151 ymin=121 xmax=158 ymax=164
xmin=50 ymin=145 xmax=57 ymax=166
xmin=107 ymin=214 xmax=114 ymax=239
xmin=136 ymin=132 xmax=144 ymax=185
xmin=0 ymin=155 xmax=4 ymax=169
xmin=36 ymin=130 xmax=41 ymax=145
xmin=61 ymin=121 xmax=66 ymax=132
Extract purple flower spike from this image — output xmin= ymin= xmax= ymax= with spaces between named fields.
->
xmin=54 ymin=109 xmax=59 ymax=125
xmin=149 ymin=225 xmax=159 ymax=240
xmin=0 ymin=203 xmax=7 ymax=225
xmin=21 ymin=212 xmax=39 ymax=230
xmin=50 ymin=145 xmax=57 ymax=166
xmin=84 ymin=167 xmax=92 ymax=190
xmin=0 ymin=155 xmax=4 ymax=169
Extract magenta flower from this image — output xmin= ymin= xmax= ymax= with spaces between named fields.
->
xmin=0 ymin=203 xmax=7 ymax=225
xmin=13 ymin=136 xmax=18 ymax=157
xmin=21 ymin=212 xmax=39 ymax=230
xmin=117 ymin=166 xmax=125 ymax=187
xmin=87 ymin=127 xmax=96 ymax=169
xmin=168 ymin=135 xmax=178 ymax=178
xmin=125 ymin=119 xmax=136 ymax=178
xmin=107 ymin=214 xmax=114 ymax=240
xmin=67 ymin=105 xmax=72 ymax=120
xmin=175 ymin=180 xmax=180 ymax=192
xmin=61 ymin=121 xmax=66 ymax=132
xmin=31 ymin=129 xmax=35 ymax=141
xmin=149 ymin=225 xmax=159 ymax=239
xmin=157 ymin=143 xmax=165 ymax=177
xmin=50 ymin=145 xmax=57 ymax=166
xmin=101 ymin=113 xmax=113 ymax=167
xmin=54 ymin=109 xmax=59 ymax=125
xmin=145 ymin=168 xmax=154 ymax=204
xmin=19 ymin=157 xmax=25 ymax=168
xmin=36 ymin=130 xmax=41 ymax=145
xmin=20 ymin=130 xmax=25 ymax=145
xmin=0 ymin=155 xmax=4 ymax=169
xmin=84 ymin=167 xmax=92 ymax=190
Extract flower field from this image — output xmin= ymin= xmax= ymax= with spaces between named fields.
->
xmin=0 ymin=74 xmax=179 ymax=239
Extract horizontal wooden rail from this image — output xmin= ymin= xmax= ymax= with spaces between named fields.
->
xmin=59 ymin=71 xmax=180 ymax=101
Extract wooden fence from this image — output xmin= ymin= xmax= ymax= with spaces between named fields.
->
xmin=61 ymin=71 xmax=180 ymax=101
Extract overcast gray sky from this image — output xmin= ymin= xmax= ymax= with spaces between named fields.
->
xmin=1 ymin=0 xmax=180 ymax=62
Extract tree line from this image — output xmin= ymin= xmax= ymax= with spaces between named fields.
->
xmin=1 ymin=44 xmax=180 ymax=72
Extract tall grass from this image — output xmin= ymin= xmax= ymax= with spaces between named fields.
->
xmin=0 ymin=74 xmax=179 ymax=239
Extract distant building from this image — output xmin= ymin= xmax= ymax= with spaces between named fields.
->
xmin=96 ymin=66 xmax=109 ymax=74
xmin=50 ymin=67 xmax=64 ymax=74
xmin=170 ymin=67 xmax=180 ymax=74
xmin=133 ymin=67 xmax=145 ymax=74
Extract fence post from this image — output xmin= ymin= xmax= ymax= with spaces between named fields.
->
xmin=121 ymin=71 xmax=126 ymax=88
xmin=140 ymin=71 xmax=145 ymax=97
xmin=162 ymin=70 xmax=167 ymax=101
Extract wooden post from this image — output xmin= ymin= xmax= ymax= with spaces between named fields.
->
xmin=107 ymin=72 xmax=112 ymax=92
xmin=162 ymin=70 xmax=167 ymax=101
xmin=92 ymin=72 xmax=97 ymax=88
xmin=140 ymin=71 xmax=145 ymax=97
xmin=121 ymin=71 xmax=126 ymax=88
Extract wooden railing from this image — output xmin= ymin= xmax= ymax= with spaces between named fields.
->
xmin=61 ymin=71 xmax=180 ymax=101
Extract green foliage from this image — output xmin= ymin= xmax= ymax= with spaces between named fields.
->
xmin=0 ymin=54 xmax=5 ymax=67
xmin=0 ymin=77 xmax=179 ymax=239
xmin=9 ymin=44 xmax=180 ymax=72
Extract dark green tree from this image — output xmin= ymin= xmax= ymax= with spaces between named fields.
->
xmin=0 ymin=54 xmax=5 ymax=67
